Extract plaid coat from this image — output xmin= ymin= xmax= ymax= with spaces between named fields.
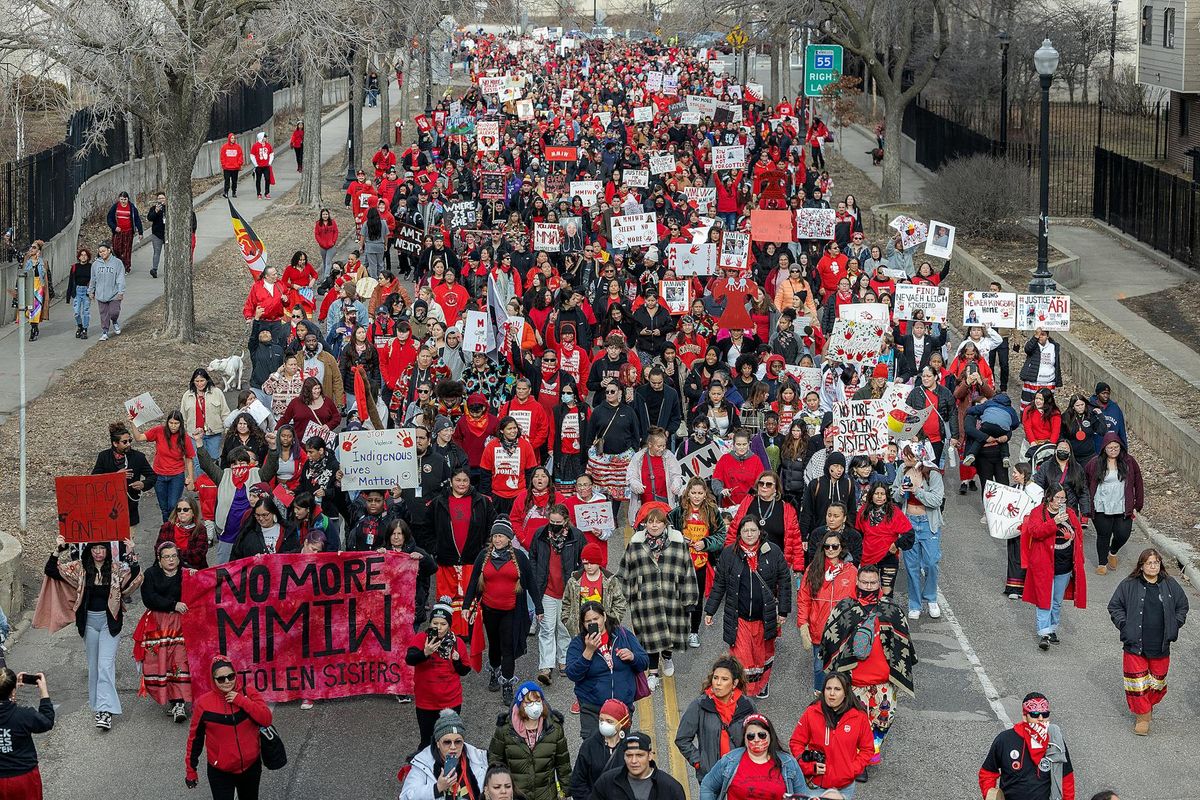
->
xmin=618 ymin=528 xmax=700 ymax=653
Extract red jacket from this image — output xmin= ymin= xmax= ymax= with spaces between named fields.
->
xmin=380 ymin=337 xmax=420 ymax=390
xmin=497 ymin=396 xmax=550 ymax=451
xmin=219 ymin=136 xmax=244 ymax=172
xmin=186 ymin=673 xmax=273 ymax=781
xmin=314 ymin=220 xmax=340 ymax=250
xmin=1021 ymin=406 xmax=1061 ymax=444
xmin=404 ymin=630 xmax=470 ymax=711
xmin=796 ymin=560 xmax=857 ymax=637
xmin=1020 ymin=506 xmax=1087 ymax=611
xmin=727 ymin=495 xmax=805 ymax=571
xmin=290 ymin=128 xmax=304 ymax=149
xmin=242 ymin=279 xmax=289 ymax=321
xmin=857 ymin=508 xmax=914 ymax=566
xmin=249 ymin=141 xmax=274 ymax=168
xmin=789 ymin=703 xmax=873 ymax=789
xmin=372 ymin=148 xmax=397 ymax=178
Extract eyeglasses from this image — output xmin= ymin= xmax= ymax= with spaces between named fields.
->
xmin=117 ymin=439 xmax=132 ymax=445
xmin=418 ymin=388 xmax=432 ymax=394
xmin=744 ymin=731 xmax=769 ymax=741
xmin=254 ymin=512 xmax=276 ymax=521
xmin=175 ymin=506 xmax=193 ymax=513
xmin=757 ymin=480 xmax=775 ymax=487
xmin=1026 ymin=710 xmax=1050 ymax=719
xmin=213 ymin=673 xmax=236 ymax=684
xmin=823 ymin=543 xmax=842 ymax=551
xmin=542 ymin=357 xmax=557 ymax=363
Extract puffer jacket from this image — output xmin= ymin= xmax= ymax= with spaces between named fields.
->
xmin=704 ymin=542 xmax=793 ymax=646
xmin=487 ymin=710 xmax=573 ymax=800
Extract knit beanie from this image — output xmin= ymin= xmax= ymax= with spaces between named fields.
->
xmin=430 ymin=596 xmax=454 ymax=624
xmin=513 ymin=680 xmax=543 ymax=709
xmin=599 ymin=698 xmax=630 ymax=727
xmin=432 ymin=708 xmax=466 ymax=742
xmin=581 ymin=542 xmax=605 ymax=566
xmin=490 ymin=518 xmax=515 ymax=542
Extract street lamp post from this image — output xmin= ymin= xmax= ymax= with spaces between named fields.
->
xmin=998 ymin=31 xmax=1011 ymax=153
xmin=1031 ymin=38 xmax=1059 ymax=295
xmin=1109 ymin=0 xmax=1119 ymax=89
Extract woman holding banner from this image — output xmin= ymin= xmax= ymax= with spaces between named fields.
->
xmin=134 ymin=542 xmax=192 ymax=722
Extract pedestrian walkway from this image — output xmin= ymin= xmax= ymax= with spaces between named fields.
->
xmin=0 ymin=83 xmax=401 ymax=425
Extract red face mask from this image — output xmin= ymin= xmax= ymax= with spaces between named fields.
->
xmin=746 ymin=736 xmax=770 ymax=756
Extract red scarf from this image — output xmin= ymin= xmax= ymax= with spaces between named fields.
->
xmin=705 ymin=688 xmax=743 ymax=755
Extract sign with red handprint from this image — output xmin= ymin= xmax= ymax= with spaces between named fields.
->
xmin=824 ymin=318 xmax=885 ymax=367
xmin=983 ymin=480 xmax=1041 ymax=540
xmin=1017 ymin=294 xmax=1071 ymax=331
xmin=338 ymin=428 xmax=418 ymax=491
xmin=124 ymin=392 xmax=163 ymax=427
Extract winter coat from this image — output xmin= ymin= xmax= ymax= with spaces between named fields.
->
xmin=429 ymin=489 xmax=496 ymax=566
xmin=570 ymin=733 xmax=629 ymax=800
xmin=529 ymin=524 xmax=587 ymax=599
xmin=674 ymin=693 xmax=757 ymax=777
xmin=185 ymin=667 xmax=273 ymax=782
xmin=1090 ymin=396 xmax=1128 ymax=449
xmin=799 ymin=471 xmax=856 ymax=538
xmin=905 ymin=382 xmax=959 ymax=440
xmin=564 ymin=625 xmax=649 ymax=707
xmin=787 ymin=703 xmax=873 ymax=790
xmin=625 ymin=449 xmax=686 ymax=526
xmin=1019 ymin=336 xmax=1063 ymax=387
xmin=488 ymin=710 xmax=573 ymax=800
xmin=619 ymin=528 xmax=701 ymax=652
xmin=699 ymin=748 xmax=807 ymax=800
xmin=727 ymin=496 xmax=805 ymax=571
xmin=704 ymin=542 xmax=793 ymax=646
xmin=634 ymin=384 xmax=684 ymax=434
xmin=1083 ymin=432 xmax=1144 ymax=518
xmin=591 ymin=764 xmax=687 ymax=800
xmin=796 ymin=559 xmax=858 ymax=641
xmin=1108 ymin=571 xmax=1190 ymax=658
xmin=400 ymin=743 xmax=489 ymax=800
xmin=561 ymin=569 xmax=629 ymax=636
xmin=1019 ymin=506 xmax=1087 ymax=612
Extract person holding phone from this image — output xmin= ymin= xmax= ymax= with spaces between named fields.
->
xmin=401 ymin=710 xmax=489 ymax=800
xmin=185 ymin=656 xmax=273 ymax=797
xmin=0 ymin=669 xmax=54 ymax=799
xmin=1020 ymin=488 xmax=1087 ymax=651
xmin=405 ymin=599 xmax=470 ymax=746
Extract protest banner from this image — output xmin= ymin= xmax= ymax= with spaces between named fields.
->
xmin=338 ymin=428 xmax=418 ymax=491
xmin=659 ymin=280 xmax=691 ymax=314
xmin=182 ymin=552 xmax=417 ymax=701
xmin=663 ymin=75 xmax=679 ymax=95
xmin=394 ymin=222 xmax=423 ymax=255
xmin=300 ymin=421 xmax=334 ymax=447
xmin=668 ymin=242 xmax=717 ymax=276
xmin=832 ymin=401 xmax=888 ymax=456
xmin=749 ymin=209 xmax=794 ymax=243
xmin=478 ymin=76 xmax=502 ymax=95
xmin=712 ymin=145 xmax=746 ymax=170
xmin=475 ymin=120 xmax=499 ymax=151
xmin=718 ymin=231 xmax=750 ymax=270
xmin=838 ymin=303 xmax=891 ymax=324
xmin=533 ymin=222 xmax=562 ymax=252
xmin=825 ymin=318 xmax=886 ymax=366
xmin=680 ymin=110 xmax=701 ymax=125
xmin=571 ymin=501 xmax=616 ymax=533
xmin=984 ymin=481 xmax=1040 ymax=540
xmin=625 ymin=169 xmax=649 ymax=188
xmin=447 ymin=201 xmax=478 ymax=229
xmin=795 ymin=208 xmax=837 ymax=240
xmin=569 ymin=180 xmax=602 ymax=206
xmin=646 ymin=71 xmax=664 ymax=92
xmin=633 ymin=105 xmax=654 ymax=123
xmin=684 ymin=187 xmax=716 ymax=214
xmin=463 ymin=309 xmax=492 ymax=352
xmin=649 ymin=152 xmax=676 ymax=175
xmin=925 ymin=221 xmax=956 ymax=259
xmin=124 ymin=392 xmax=163 ymax=427
xmin=889 ymin=216 xmax=929 ymax=249
xmin=480 ymin=172 xmax=506 ymax=200
xmin=685 ymin=94 xmax=718 ymax=117
xmin=962 ymin=291 xmax=1017 ymax=327
xmin=1017 ymin=294 xmax=1071 ymax=331
xmin=55 ymin=473 xmax=130 ymax=543
xmin=782 ymin=365 xmax=822 ymax=399
xmin=679 ymin=440 xmax=729 ymax=479
xmin=516 ymin=99 xmax=534 ymax=120
xmin=610 ymin=212 xmax=658 ymax=248
xmin=894 ymin=284 xmax=949 ymax=323
xmin=544 ymin=146 xmax=578 ymax=161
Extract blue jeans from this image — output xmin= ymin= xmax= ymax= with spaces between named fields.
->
xmin=154 ymin=472 xmax=185 ymax=522
xmin=1036 ymin=573 xmax=1072 ymax=635
xmin=73 ymin=286 xmax=91 ymax=328
xmin=720 ymin=212 xmax=738 ymax=230
xmin=903 ymin=515 xmax=941 ymax=612
xmin=195 ymin=433 xmax=222 ymax=475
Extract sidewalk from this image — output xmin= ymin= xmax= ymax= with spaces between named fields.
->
xmin=0 ymin=84 xmax=400 ymax=425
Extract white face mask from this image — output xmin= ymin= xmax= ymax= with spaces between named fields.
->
xmin=524 ymin=702 xmax=544 ymax=721
xmin=598 ymin=721 xmax=619 ymax=738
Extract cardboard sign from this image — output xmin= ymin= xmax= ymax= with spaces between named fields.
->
xmin=124 ymin=392 xmax=163 ymax=427
xmin=544 ymin=146 xmax=578 ymax=162
xmin=963 ymin=291 xmax=1018 ymax=328
xmin=649 ymin=152 xmax=676 ymax=175
xmin=889 ymin=215 xmax=929 ymax=249
xmin=925 ymin=220 xmax=956 ymax=259
xmin=533 ymin=222 xmax=562 ymax=252
xmin=669 ymin=242 xmax=717 ymax=276
xmin=55 ymin=473 xmax=131 ymax=543
xmin=476 ymin=120 xmax=500 ymax=151
xmin=984 ymin=481 xmax=1041 ymax=540
xmin=338 ymin=428 xmax=418 ymax=491
xmin=879 ymin=395 xmax=934 ymax=439
xmin=685 ymin=94 xmax=718 ymax=117
xmin=690 ymin=218 xmax=716 ymax=244
xmin=479 ymin=76 xmax=503 ymax=95
xmin=894 ymin=284 xmax=950 ymax=323
xmin=781 ymin=365 xmax=824 ymax=402
xmin=182 ymin=553 xmax=417 ymax=701
xmin=545 ymin=174 xmax=567 ymax=196
xmin=1017 ymin=294 xmax=1071 ymax=331
xmin=749 ymin=209 xmax=794 ymax=243
xmin=633 ymin=105 xmax=654 ymax=123
xmin=646 ymin=71 xmax=664 ymax=92
xmin=825 ymin=318 xmax=886 ymax=366
xmin=625 ymin=169 xmax=649 ymax=189
xmin=838 ymin=303 xmax=891 ymax=324
xmin=679 ymin=440 xmax=729 ymax=479
xmin=394 ymin=222 xmax=423 ymax=255
xmin=745 ymin=82 xmax=764 ymax=102
xmin=481 ymin=172 xmax=506 ymax=200
xmin=572 ymin=500 xmax=616 ymax=533
xmin=448 ymin=201 xmax=478 ymax=229
xmin=712 ymin=145 xmax=745 ymax=171
xmin=463 ymin=309 xmax=492 ymax=352
xmin=569 ymin=180 xmax=602 ymax=206
xmin=795 ymin=208 xmax=837 ymax=240
xmin=516 ymin=99 xmax=535 ymax=121
xmin=659 ymin=280 xmax=692 ymax=315
xmin=559 ymin=88 xmax=575 ymax=107
xmin=247 ymin=399 xmax=271 ymax=427
xmin=682 ymin=187 xmax=716 ymax=215
xmin=680 ymin=111 xmax=701 ymax=125
xmin=610 ymin=212 xmax=658 ymax=248
xmin=832 ymin=400 xmax=889 ymax=456
xmin=301 ymin=421 xmax=334 ymax=447
xmin=595 ymin=111 xmax=612 ymax=129
xmin=663 ymin=75 xmax=679 ymax=95
xmin=718 ymin=231 xmax=750 ymax=270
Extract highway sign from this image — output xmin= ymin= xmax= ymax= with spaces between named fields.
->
xmin=805 ymin=44 xmax=843 ymax=97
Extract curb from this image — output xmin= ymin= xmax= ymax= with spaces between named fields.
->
xmin=1134 ymin=516 xmax=1200 ymax=588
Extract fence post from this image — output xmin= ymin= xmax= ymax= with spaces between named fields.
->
xmin=1096 ymin=100 xmax=1103 ymax=148
xmin=1155 ymin=100 xmax=1161 ymax=161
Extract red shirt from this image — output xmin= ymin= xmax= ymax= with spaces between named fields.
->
xmin=726 ymin=753 xmax=787 ymax=800
xmin=640 ymin=455 xmax=668 ymax=504
xmin=449 ymin=495 xmax=471 ymax=554
xmin=115 ymin=205 xmax=133 ymax=232
xmin=578 ymin=572 xmax=604 ymax=605
xmin=545 ymin=552 xmax=565 ymax=600
xmin=145 ymin=425 xmax=196 ymax=476
xmin=481 ymin=558 xmax=520 ymax=610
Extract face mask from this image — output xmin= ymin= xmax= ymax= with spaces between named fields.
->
xmin=598 ymin=721 xmax=619 ymax=738
xmin=524 ymin=702 xmax=544 ymax=720
xmin=746 ymin=737 xmax=770 ymax=756
xmin=856 ymin=587 xmax=879 ymax=603
xmin=1056 ymin=450 xmax=1070 ymax=461
xmin=547 ymin=523 xmax=565 ymax=534
xmin=562 ymin=393 xmax=575 ymax=404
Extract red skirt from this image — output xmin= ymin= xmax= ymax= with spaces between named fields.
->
xmin=132 ymin=610 xmax=192 ymax=705
xmin=730 ymin=619 xmax=775 ymax=694
xmin=0 ymin=767 xmax=42 ymax=800
xmin=1123 ymin=652 xmax=1169 ymax=714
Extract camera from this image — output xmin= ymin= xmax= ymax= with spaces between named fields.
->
xmin=799 ymin=749 xmax=825 ymax=764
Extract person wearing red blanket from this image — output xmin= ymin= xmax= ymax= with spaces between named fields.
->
xmin=185 ymin=656 xmax=273 ymax=794
xmin=404 ymin=598 xmax=470 ymax=747
xmin=978 ymin=692 xmax=1075 ymax=800
xmin=1020 ymin=487 xmax=1087 ymax=651
xmin=242 ymin=265 xmax=290 ymax=322
xmin=788 ymin=672 xmax=873 ymax=797
xmin=372 ymin=144 xmax=397 ymax=179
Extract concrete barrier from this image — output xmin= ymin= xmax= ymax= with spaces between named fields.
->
xmin=0 ymin=530 xmax=22 ymax=622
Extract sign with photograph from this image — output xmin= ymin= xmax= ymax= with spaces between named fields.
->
xmin=1017 ymin=294 xmax=1071 ymax=331
xmin=659 ymin=280 xmax=692 ymax=315
xmin=718 ymin=230 xmax=750 ymax=270
xmin=475 ymin=120 xmax=500 ymax=151
xmin=480 ymin=172 xmax=506 ymax=200
xmin=925 ymin=220 xmax=956 ymax=259
xmin=712 ymin=145 xmax=746 ymax=171
xmin=962 ymin=291 xmax=1018 ymax=327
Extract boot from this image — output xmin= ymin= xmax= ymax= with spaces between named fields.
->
xmin=1133 ymin=713 xmax=1150 ymax=735
xmin=500 ymin=676 xmax=515 ymax=706
xmin=1108 ymin=554 xmax=1119 ymax=570
xmin=487 ymin=665 xmax=501 ymax=693
xmin=75 ymin=324 xmax=82 ymax=339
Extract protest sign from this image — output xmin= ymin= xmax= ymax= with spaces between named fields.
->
xmin=595 ymin=111 xmax=612 ymax=129
xmin=825 ymin=318 xmax=886 ymax=366
xmin=447 ymin=201 xmax=478 ymax=229
xmin=1017 ymin=294 xmax=1071 ymax=331
xmin=301 ymin=421 xmax=334 ymax=447
xmin=668 ymin=242 xmax=717 ymax=276
xmin=625 ymin=169 xmax=649 ymax=188
xmin=646 ymin=71 xmax=664 ymax=92
xmin=685 ymin=94 xmax=718 ymax=117
xmin=571 ymin=501 xmax=616 ymax=533
xmin=795 ymin=208 xmax=837 ymax=240
xmin=712 ymin=145 xmax=746 ymax=170
xmin=394 ymin=222 xmax=423 ymax=255
xmin=782 ymin=365 xmax=822 ymax=399
xmin=559 ymin=88 xmax=575 ymax=107
xmin=749 ymin=209 xmax=794 ymax=242
xmin=679 ymin=440 xmax=729 ymax=479
xmin=649 ymin=152 xmax=676 ymax=175
xmin=718 ymin=231 xmax=750 ymax=270
xmin=463 ymin=309 xmax=491 ymax=353
xmin=832 ymin=401 xmax=888 ymax=456
xmin=55 ymin=473 xmax=130 ymax=543
xmin=545 ymin=174 xmax=567 ymax=196
xmin=745 ymin=82 xmax=764 ymax=101
xmin=894 ymin=284 xmax=949 ymax=323
xmin=984 ymin=481 xmax=1040 ymax=540
xmin=633 ymin=105 xmax=654 ymax=123
xmin=182 ymin=552 xmax=417 ymax=701
xmin=881 ymin=401 xmax=933 ymax=439
xmin=610 ymin=212 xmax=657 ymax=248
xmin=963 ymin=291 xmax=1017 ymax=327
xmin=338 ymin=428 xmax=418 ymax=491
xmin=475 ymin=120 xmax=500 ymax=151
xmin=889 ymin=216 xmax=929 ymax=249
xmin=680 ymin=111 xmax=701 ymax=125
xmin=544 ymin=146 xmax=578 ymax=161
xmin=533 ymin=222 xmax=562 ymax=252
xmin=690 ymin=218 xmax=716 ymax=244
xmin=925 ymin=220 xmax=956 ymax=259
xmin=479 ymin=76 xmax=502 ymax=95
xmin=480 ymin=172 xmax=506 ymax=200
xmin=516 ymin=99 xmax=534 ymax=120
xmin=838 ymin=303 xmax=891 ymax=324
xmin=569 ymin=180 xmax=602 ymax=206
xmin=684 ymin=187 xmax=716 ymax=214
xmin=501 ymin=315 xmax=526 ymax=349
xmin=659 ymin=280 xmax=691 ymax=314
xmin=663 ymin=75 xmax=679 ymax=95
xmin=124 ymin=392 xmax=163 ymax=427
xmin=247 ymin=399 xmax=271 ymax=427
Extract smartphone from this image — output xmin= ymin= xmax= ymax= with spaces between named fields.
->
xmin=19 ymin=673 xmax=39 ymax=685
xmin=443 ymin=754 xmax=460 ymax=775
xmin=587 ymin=622 xmax=600 ymax=636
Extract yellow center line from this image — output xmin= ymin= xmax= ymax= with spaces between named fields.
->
xmin=662 ymin=674 xmax=692 ymax=800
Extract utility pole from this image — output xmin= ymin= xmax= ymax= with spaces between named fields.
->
xmin=16 ymin=267 xmax=27 ymax=538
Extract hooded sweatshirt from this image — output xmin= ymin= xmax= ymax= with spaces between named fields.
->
xmin=186 ymin=657 xmax=273 ymax=781
xmin=800 ymin=452 xmax=856 ymax=536
xmin=88 ymin=254 xmax=127 ymax=302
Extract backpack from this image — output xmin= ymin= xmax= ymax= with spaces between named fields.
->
xmin=850 ymin=609 xmax=879 ymax=661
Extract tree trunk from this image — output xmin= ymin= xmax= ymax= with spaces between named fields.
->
xmin=160 ymin=133 xmax=203 ymax=342
xmin=299 ymin=60 xmax=324 ymax=209
xmin=881 ymin=102 xmax=904 ymax=204
xmin=379 ymin=55 xmax=392 ymax=149
xmin=770 ymin=40 xmax=780 ymax=103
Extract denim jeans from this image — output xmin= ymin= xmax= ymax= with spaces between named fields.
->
xmin=720 ymin=212 xmax=738 ymax=230
xmin=154 ymin=472 xmax=185 ymax=522
xmin=86 ymin=611 xmax=122 ymax=714
xmin=1036 ymin=573 xmax=1072 ymax=635
xmin=903 ymin=514 xmax=941 ymax=612
xmin=195 ymin=433 xmax=222 ymax=475
xmin=73 ymin=286 xmax=91 ymax=328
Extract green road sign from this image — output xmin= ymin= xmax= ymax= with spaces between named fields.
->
xmin=805 ymin=44 xmax=844 ymax=97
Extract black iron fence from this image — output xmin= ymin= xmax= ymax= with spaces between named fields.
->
xmin=1093 ymin=147 xmax=1200 ymax=271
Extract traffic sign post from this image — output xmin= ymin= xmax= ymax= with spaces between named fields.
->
xmin=804 ymin=44 xmax=843 ymax=97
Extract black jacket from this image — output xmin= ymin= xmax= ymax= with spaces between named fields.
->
xmin=570 ymin=733 xmax=629 ymax=800
xmin=528 ymin=524 xmax=587 ymax=598
xmin=1019 ymin=336 xmax=1063 ymax=386
xmin=704 ymin=542 xmax=793 ymax=646
xmin=800 ymin=475 xmax=856 ymax=539
xmin=399 ymin=450 xmax=449 ymax=532
xmin=905 ymin=382 xmax=959 ymax=439
xmin=429 ymin=489 xmax=495 ymax=566
xmin=0 ymin=698 xmax=54 ymax=778
xmin=92 ymin=447 xmax=156 ymax=527
xmin=140 ymin=564 xmax=182 ymax=613
xmin=230 ymin=520 xmax=295 ymax=561
xmin=585 ymin=402 xmax=643 ymax=455
xmin=805 ymin=524 xmax=863 ymax=569
xmin=589 ymin=764 xmax=686 ymax=800
xmin=634 ymin=384 xmax=683 ymax=434
xmin=248 ymin=321 xmax=286 ymax=388
xmin=1108 ymin=575 xmax=1189 ymax=656
xmin=895 ymin=331 xmax=946 ymax=382
xmin=632 ymin=305 xmax=675 ymax=357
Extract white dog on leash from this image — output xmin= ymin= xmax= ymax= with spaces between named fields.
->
xmin=207 ymin=351 xmax=245 ymax=392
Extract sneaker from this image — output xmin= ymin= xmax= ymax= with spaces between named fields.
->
xmin=961 ymin=454 xmax=975 ymax=467
xmin=97 ymin=712 xmax=112 ymax=730
xmin=570 ymin=700 xmax=580 ymax=714
xmin=1038 ymin=635 xmax=1050 ymax=651
xmin=1048 ymin=632 xmax=1060 ymax=645
xmin=99 ymin=332 xmax=109 ymax=342
xmin=661 ymin=657 xmax=675 ymax=677
xmin=80 ymin=329 xmax=87 ymax=339
xmin=300 ymin=700 xmax=314 ymax=710
xmin=647 ymin=673 xmax=660 ymax=693
xmin=150 ymin=269 xmax=158 ymax=278
xmin=1002 ymin=456 xmax=1011 ymax=469
xmin=959 ymin=481 xmax=969 ymax=495
xmin=501 ymin=679 xmax=515 ymax=706
xmin=488 ymin=667 xmax=501 ymax=692
xmin=94 ymin=712 xmax=103 ymax=728
xmin=537 ymin=669 xmax=553 ymax=687
xmin=687 ymin=633 xmax=700 ymax=649
xmin=257 ymin=193 xmax=263 ymax=199
xmin=968 ymin=480 xmax=978 ymax=491
xmin=908 ymin=609 xmax=921 ymax=620
xmin=980 ymin=515 xmax=987 ymax=524
xmin=928 ymin=602 xmax=942 ymax=619
xmin=75 ymin=326 xmax=82 ymax=338
xmin=1007 ymin=592 xmax=1020 ymax=600
xmin=397 ymin=694 xmax=413 ymax=704
xmin=112 ymin=323 xmax=121 ymax=335
xmin=755 ymin=683 xmax=770 ymax=699
xmin=264 ymin=193 xmax=272 ymax=199
xmin=172 ymin=703 xmax=187 ymax=723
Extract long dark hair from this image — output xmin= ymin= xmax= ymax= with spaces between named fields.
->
xmin=225 ymin=412 xmax=268 ymax=454
xmin=577 ymin=600 xmax=617 ymax=636
xmin=83 ymin=542 xmax=115 ymax=587
xmin=366 ymin=207 xmax=383 ymax=240
xmin=819 ymin=672 xmax=865 ymax=727
xmin=859 ymin=480 xmax=898 ymax=521
xmin=740 ymin=714 xmax=786 ymax=776
xmin=1062 ymin=393 xmax=1091 ymax=427
xmin=804 ymin=532 xmax=844 ymax=597
xmin=162 ymin=409 xmax=188 ymax=454
xmin=189 ymin=368 xmax=214 ymax=395
xmin=1032 ymin=388 xmax=1059 ymax=423
xmin=276 ymin=423 xmax=302 ymax=462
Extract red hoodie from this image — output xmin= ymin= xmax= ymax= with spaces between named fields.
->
xmin=186 ymin=658 xmax=273 ymax=782
xmin=789 ymin=703 xmax=874 ymax=789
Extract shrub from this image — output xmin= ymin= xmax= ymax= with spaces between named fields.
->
xmin=922 ymin=154 xmax=1033 ymax=240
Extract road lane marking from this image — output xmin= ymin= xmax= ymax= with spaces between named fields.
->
xmin=662 ymin=674 xmax=692 ymax=800
xmin=936 ymin=589 xmax=1013 ymax=727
